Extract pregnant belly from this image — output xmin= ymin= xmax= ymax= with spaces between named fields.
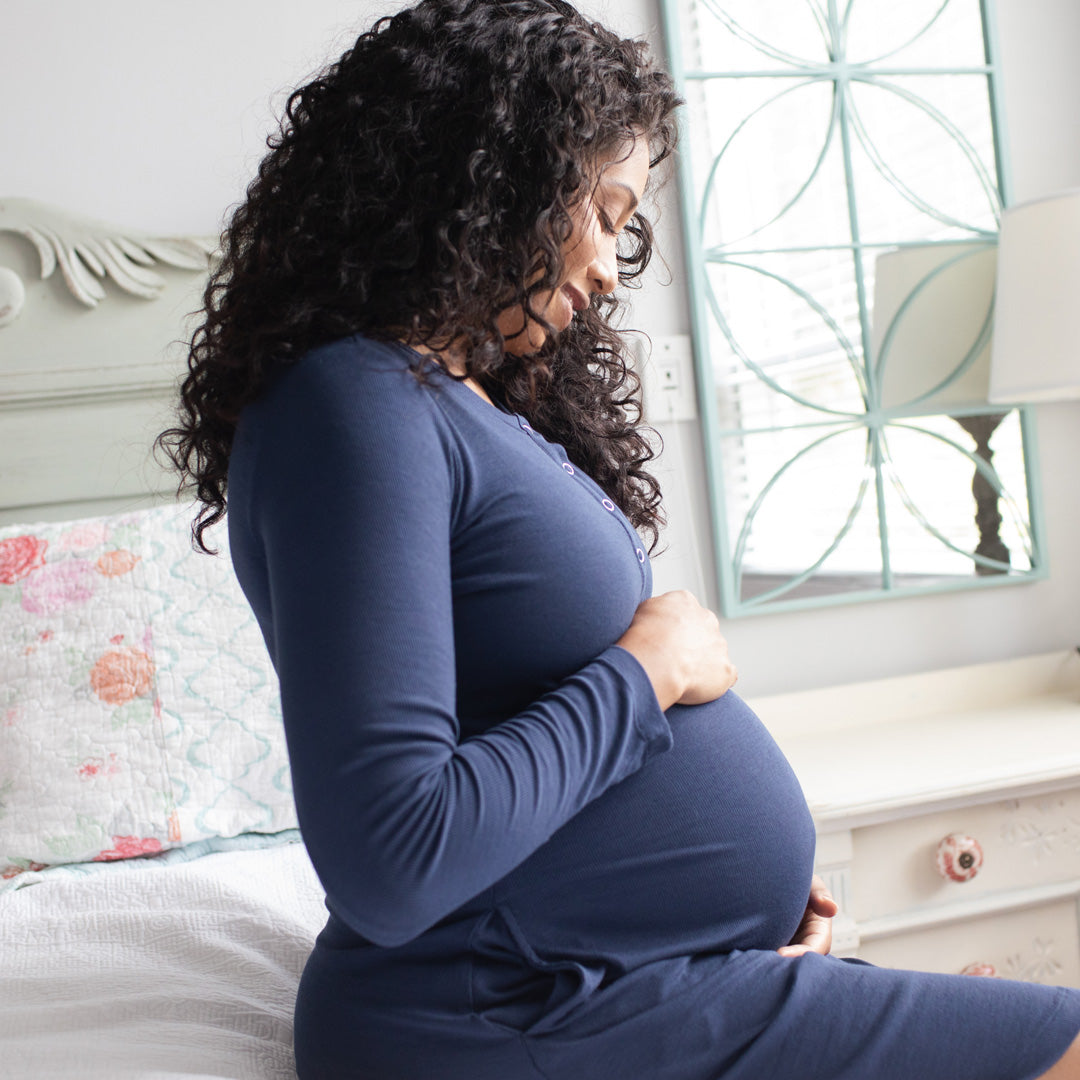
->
xmin=494 ymin=691 xmax=817 ymax=970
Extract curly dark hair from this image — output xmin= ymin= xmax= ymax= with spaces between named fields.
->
xmin=157 ymin=0 xmax=682 ymax=552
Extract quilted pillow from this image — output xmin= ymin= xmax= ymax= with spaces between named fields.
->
xmin=0 ymin=503 xmax=295 ymax=880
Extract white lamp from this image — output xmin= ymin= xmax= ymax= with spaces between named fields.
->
xmin=869 ymin=240 xmax=1012 ymax=576
xmin=990 ymin=188 xmax=1080 ymax=403
xmin=871 ymin=242 xmax=997 ymax=413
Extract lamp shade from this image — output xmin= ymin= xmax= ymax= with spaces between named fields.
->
xmin=872 ymin=242 xmax=997 ymax=414
xmin=990 ymin=188 xmax=1080 ymax=403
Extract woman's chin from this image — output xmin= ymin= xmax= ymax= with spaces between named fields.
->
xmin=503 ymin=325 xmax=556 ymax=357
xmin=504 ymin=337 xmax=544 ymax=357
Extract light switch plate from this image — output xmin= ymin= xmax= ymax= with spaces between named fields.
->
xmin=636 ymin=334 xmax=698 ymax=422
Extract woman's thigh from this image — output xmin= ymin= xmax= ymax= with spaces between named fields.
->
xmin=296 ymin=941 xmax=1080 ymax=1080
xmin=522 ymin=952 xmax=1080 ymax=1080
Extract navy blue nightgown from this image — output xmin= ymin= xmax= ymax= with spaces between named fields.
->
xmin=226 ymin=335 xmax=1080 ymax=1080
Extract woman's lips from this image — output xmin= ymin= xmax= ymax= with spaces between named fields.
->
xmin=562 ymin=285 xmax=589 ymax=313
xmin=556 ymin=285 xmax=587 ymax=330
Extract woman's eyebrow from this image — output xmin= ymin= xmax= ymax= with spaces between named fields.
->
xmin=608 ymin=181 xmax=640 ymax=216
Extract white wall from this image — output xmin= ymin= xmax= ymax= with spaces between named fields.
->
xmin=2 ymin=0 xmax=1078 ymax=697
xmin=0 ymin=1 xmax=396 ymax=235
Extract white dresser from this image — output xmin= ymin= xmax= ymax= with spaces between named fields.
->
xmin=750 ymin=650 xmax=1080 ymax=987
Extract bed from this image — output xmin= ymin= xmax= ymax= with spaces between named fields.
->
xmin=0 ymin=200 xmax=327 ymax=1079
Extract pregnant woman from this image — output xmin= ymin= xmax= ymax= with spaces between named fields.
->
xmin=159 ymin=1 xmax=1080 ymax=1076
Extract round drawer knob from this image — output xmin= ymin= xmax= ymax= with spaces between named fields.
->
xmin=936 ymin=833 xmax=984 ymax=882
xmin=961 ymin=962 xmax=997 ymax=978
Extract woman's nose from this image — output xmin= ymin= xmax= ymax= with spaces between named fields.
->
xmin=588 ymin=242 xmax=618 ymax=297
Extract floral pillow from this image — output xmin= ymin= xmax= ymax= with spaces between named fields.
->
xmin=0 ymin=503 xmax=296 ymax=882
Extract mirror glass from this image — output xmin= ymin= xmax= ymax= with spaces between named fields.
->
xmin=663 ymin=0 xmax=1043 ymax=614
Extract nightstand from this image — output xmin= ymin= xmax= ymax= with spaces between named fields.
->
xmin=750 ymin=650 xmax=1080 ymax=986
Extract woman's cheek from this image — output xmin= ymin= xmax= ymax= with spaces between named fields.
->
xmin=499 ymin=299 xmax=556 ymax=355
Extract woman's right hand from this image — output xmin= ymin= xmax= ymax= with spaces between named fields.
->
xmin=615 ymin=590 xmax=737 ymax=711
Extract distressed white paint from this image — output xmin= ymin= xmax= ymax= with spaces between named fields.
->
xmin=859 ymin=897 xmax=1080 ymax=985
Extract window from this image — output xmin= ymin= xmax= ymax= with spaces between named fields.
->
xmin=659 ymin=0 xmax=1042 ymax=614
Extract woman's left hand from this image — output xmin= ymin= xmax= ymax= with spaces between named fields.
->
xmin=777 ymin=875 xmax=839 ymax=958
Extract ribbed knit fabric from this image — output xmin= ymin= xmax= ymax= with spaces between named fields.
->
xmin=227 ymin=335 xmax=1080 ymax=1080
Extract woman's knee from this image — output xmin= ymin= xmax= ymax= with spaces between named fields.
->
xmin=1036 ymin=1030 xmax=1080 ymax=1079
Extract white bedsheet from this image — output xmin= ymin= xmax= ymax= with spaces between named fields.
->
xmin=0 ymin=840 xmax=327 ymax=1079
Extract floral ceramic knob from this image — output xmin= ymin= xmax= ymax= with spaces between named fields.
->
xmin=936 ymin=833 xmax=984 ymax=882
xmin=961 ymin=962 xmax=997 ymax=977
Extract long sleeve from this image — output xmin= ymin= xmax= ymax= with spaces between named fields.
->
xmin=227 ymin=342 xmax=672 ymax=948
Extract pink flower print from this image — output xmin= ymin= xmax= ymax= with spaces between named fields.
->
xmin=93 ymin=836 xmax=163 ymax=862
xmin=96 ymin=550 xmax=140 ymax=578
xmin=110 ymin=634 xmax=124 ymax=645
xmin=21 ymin=558 xmax=95 ymax=615
xmin=78 ymin=753 xmax=120 ymax=780
xmin=0 ymin=535 xmax=47 ymax=585
xmin=22 ymin=629 xmax=55 ymax=659
xmin=58 ymin=522 xmax=109 ymax=551
xmin=90 ymin=646 xmax=154 ymax=706
xmin=1 ymin=861 xmax=47 ymax=880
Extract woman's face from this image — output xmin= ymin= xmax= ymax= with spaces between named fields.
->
xmin=497 ymin=138 xmax=652 ymax=355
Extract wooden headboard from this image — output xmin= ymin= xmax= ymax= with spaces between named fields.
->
xmin=0 ymin=198 xmax=215 ymax=526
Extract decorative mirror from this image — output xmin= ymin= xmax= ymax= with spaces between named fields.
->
xmin=659 ymin=0 xmax=1044 ymax=615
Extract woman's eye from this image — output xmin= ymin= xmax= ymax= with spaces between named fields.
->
xmin=597 ymin=209 xmax=620 ymax=237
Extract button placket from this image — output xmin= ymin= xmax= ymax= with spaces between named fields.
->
xmin=561 ymin=459 xmax=649 ymax=588
xmin=514 ymin=412 xmax=650 ymax=591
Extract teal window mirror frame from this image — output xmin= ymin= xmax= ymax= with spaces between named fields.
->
xmin=657 ymin=0 xmax=1048 ymax=617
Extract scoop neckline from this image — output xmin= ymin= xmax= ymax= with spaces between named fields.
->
xmin=389 ymin=340 xmax=524 ymax=428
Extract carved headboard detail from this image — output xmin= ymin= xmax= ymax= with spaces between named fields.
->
xmin=0 ymin=199 xmax=217 ymax=525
